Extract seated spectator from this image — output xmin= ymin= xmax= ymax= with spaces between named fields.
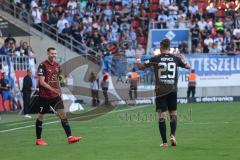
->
xmin=103 ymin=5 xmax=113 ymax=22
xmin=209 ymin=43 xmax=221 ymax=54
xmin=67 ymin=0 xmax=77 ymax=9
xmin=225 ymin=42 xmax=235 ymax=54
xmin=158 ymin=10 xmax=168 ymax=29
xmin=57 ymin=14 xmax=69 ymax=34
xmin=215 ymin=18 xmax=224 ymax=34
xmin=159 ymin=0 xmax=170 ymax=6
xmin=195 ymin=43 xmax=203 ymax=53
xmin=204 ymin=34 xmax=214 ymax=46
xmin=188 ymin=2 xmax=199 ymax=19
xmin=125 ymin=45 xmax=136 ymax=58
xmin=206 ymin=3 xmax=217 ymax=20
xmin=135 ymin=44 xmax=145 ymax=57
xmin=233 ymin=25 xmax=240 ymax=38
xmin=198 ymin=18 xmax=208 ymax=32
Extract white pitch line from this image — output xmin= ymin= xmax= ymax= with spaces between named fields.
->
xmin=6 ymin=116 xmax=58 ymax=127
xmin=0 ymin=105 xmax=150 ymax=133
xmin=0 ymin=121 xmax=59 ymax=133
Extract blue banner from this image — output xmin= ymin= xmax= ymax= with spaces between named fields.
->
xmin=181 ymin=54 xmax=240 ymax=75
xmin=150 ymin=29 xmax=189 ymax=48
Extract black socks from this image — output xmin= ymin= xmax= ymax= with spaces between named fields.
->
xmin=159 ymin=118 xmax=167 ymax=143
xmin=170 ymin=115 xmax=177 ymax=136
xmin=36 ymin=119 xmax=43 ymax=139
xmin=61 ymin=119 xmax=72 ymax=137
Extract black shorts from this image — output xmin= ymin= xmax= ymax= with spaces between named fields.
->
xmin=38 ymin=96 xmax=64 ymax=114
xmin=155 ymin=92 xmax=177 ymax=112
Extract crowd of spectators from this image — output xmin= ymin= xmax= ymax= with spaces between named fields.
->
xmin=0 ymin=37 xmax=36 ymax=73
xmin=7 ymin=0 xmax=239 ymax=56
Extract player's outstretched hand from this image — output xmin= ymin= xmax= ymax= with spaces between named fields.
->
xmin=179 ymin=53 xmax=185 ymax=60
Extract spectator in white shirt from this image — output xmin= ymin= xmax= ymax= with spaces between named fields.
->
xmin=233 ymin=25 xmax=240 ymax=37
xmin=166 ymin=17 xmax=176 ymax=29
xmin=188 ymin=3 xmax=198 ymax=16
xmin=67 ymin=0 xmax=77 ymax=9
xmin=159 ymin=0 xmax=170 ymax=6
xmin=103 ymin=5 xmax=113 ymax=22
xmin=31 ymin=6 xmax=42 ymax=31
xmin=206 ymin=3 xmax=217 ymax=20
xmin=57 ymin=15 xmax=69 ymax=34
xmin=158 ymin=10 xmax=168 ymax=29
xmin=125 ymin=45 xmax=136 ymax=58
xmin=197 ymin=19 xmax=208 ymax=31
xmin=30 ymin=0 xmax=38 ymax=10
xmin=204 ymin=35 xmax=214 ymax=46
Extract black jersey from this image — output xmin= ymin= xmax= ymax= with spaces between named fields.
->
xmin=144 ymin=53 xmax=186 ymax=94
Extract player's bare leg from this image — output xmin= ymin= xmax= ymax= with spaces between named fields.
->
xmin=57 ymin=109 xmax=81 ymax=144
xmin=35 ymin=113 xmax=48 ymax=146
xmin=169 ymin=110 xmax=177 ymax=146
xmin=158 ymin=112 xmax=168 ymax=148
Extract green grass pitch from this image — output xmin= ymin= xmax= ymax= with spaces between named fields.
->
xmin=0 ymin=102 xmax=240 ymax=160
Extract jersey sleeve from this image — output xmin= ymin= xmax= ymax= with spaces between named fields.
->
xmin=37 ymin=63 xmax=46 ymax=76
xmin=176 ymin=57 xmax=187 ymax=68
xmin=143 ymin=57 xmax=156 ymax=68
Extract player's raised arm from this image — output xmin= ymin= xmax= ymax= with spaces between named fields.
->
xmin=179 ymin=53 xmax=191 ymax=70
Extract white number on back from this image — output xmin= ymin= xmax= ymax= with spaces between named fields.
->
xmin=158 ymin=62 xmax=176 ymax=79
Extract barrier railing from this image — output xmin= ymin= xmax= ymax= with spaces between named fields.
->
xmin=0 ymin=55 xmax=30 ymax=71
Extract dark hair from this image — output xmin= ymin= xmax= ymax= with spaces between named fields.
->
xmin=47 ymin=47 xmax=56 ymax=52
xmin=103 ymin=75 xmax=108 ymax=81
xmin=160 ymin=38 xmax=170 ymax=50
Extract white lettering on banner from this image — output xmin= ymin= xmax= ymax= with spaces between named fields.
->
xmin=224 ymin=58 xmax=230 ymax=71
xmin=188 ymin=57 xmax=240 ymax=72
xmin=201 ymin=97 xmax=234 ymax=102
xmin=198 ymin=58 xmax=203 ymax=71
xmin=231 ymin=59 xmax=236 ymax=70
xmin=237 ymin=58 xmax=240 ymax=70
xmin=210 ymin=58 xmax=217 ymax=71
xmin=177 ymin=98 xmax=188 ymax=104
xmin=204 ymin=58 xmax=209 ymax=71
xmin=218 ymin=58 xmax=224 ymax=71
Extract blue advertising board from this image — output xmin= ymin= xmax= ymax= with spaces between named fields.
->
xmin=149 ymin=29 xmax=189 ymax=49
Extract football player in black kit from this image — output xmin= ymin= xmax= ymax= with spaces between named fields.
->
xmin=137 ymin=39 xmax=191 ymax=148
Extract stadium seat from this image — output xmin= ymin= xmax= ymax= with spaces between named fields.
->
xmin=49 ymin=0 xmax=60 ymax=6
xmin=218 ymin=2 xmax=226 ymax=9
xmin=198 ymin=3 xmax=207 ymax=10
xmin=216 ymin=10 xmax=225 ymax=17
xmin=59 ymin=0 xmax=68 ymax=6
